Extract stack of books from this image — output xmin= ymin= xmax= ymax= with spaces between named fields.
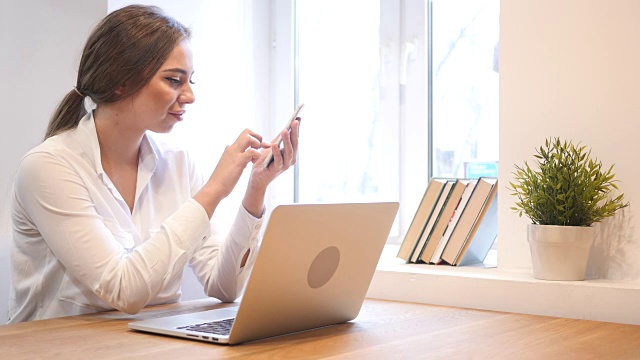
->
xmin=397 ymin=177 xmax=498 ymax=266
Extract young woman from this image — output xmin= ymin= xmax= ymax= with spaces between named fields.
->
xmin=8 ymin=5 xmax=300 ymax=323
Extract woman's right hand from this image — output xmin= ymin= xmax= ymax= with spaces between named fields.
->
xmin=194 ymin=128 xmax=271 ymax=218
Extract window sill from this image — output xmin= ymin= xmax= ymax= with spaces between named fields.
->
xmin=367 ymin=244 xmax=640 ymax=325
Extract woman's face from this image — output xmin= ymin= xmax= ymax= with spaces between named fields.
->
xmin=127 ymin=39 xmax=196 ymax=134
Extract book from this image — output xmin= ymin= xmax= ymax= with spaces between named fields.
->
xmin=430 ymin=179 xmax=478 ymax=264
xmin=396 ymin=178 xmax=448 ymax=262
xmin=409 ymin=180 xmax=455 ymax=263
xmin=417 ymin=179 xmax=470 ymax=264
xmin=454 ymin=179 xmax=499 ymax=266
xmin=441 ymin=177 xmax=498 ymax=265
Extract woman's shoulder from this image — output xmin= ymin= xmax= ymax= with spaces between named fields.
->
xmin=13 ymin=136 xmax=76 ymax=197
xmin=16 ymin=127 xmax=96 ymax=183
xmin=20 ymin=133 xmax=73 ymax=164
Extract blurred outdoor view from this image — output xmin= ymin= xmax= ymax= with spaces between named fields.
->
xmin=297 ymin=1 xmax=393 ymax=204
xmin=431 ymin=0 xmax=499 ymax=179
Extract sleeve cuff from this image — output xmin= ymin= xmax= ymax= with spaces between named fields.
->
xmin=229 ymin=205 xmax=265 ymax=248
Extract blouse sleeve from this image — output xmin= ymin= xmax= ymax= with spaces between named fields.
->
xmin=188 ymin=206 xmax=263 ymax=302
xmin=13 ymin=151 xmax=211 ymax=314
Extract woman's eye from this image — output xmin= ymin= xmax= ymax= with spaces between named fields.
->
xmin=166 ymin=77 xmax=181 ymax=84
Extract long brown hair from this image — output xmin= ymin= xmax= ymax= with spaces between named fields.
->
xmin=45 ymin=5 xmax=191 ymax=139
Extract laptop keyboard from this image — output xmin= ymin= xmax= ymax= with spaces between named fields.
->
xmin=177 ymin=318 xmax=235 ymax=336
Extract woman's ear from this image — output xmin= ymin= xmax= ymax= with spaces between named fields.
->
xmin=114 ymin=83 xmax=127 ymax=96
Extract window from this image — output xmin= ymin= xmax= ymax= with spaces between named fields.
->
xmin=117 ymin=0 xmax=500 ymax=245
xmin=293 ymin=0 xmax=499 ymax=243
xmin=430 ymin=0 xmax=499 ymax=179
xmin=296 ymin=3 xmax=399 ymax=210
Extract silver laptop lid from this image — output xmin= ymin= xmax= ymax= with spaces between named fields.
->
xmin=228 ymin=202 xmax=398 ymax=344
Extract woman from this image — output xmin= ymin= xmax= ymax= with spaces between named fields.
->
xmin=8 ymin=5 xmax=300 ymax=323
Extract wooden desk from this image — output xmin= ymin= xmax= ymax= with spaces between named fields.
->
xmin=1 ymin=298 xmax=639 ymax=359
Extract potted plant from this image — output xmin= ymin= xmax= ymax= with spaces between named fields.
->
xmin=508 ymin=137 xmax=629 ymax=280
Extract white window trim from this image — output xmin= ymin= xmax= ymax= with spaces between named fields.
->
xmin=266 ymin=0 xmax=297 ymax=210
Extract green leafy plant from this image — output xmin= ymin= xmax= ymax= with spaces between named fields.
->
xmin=508 ymin=137 xmax=629 ymax=226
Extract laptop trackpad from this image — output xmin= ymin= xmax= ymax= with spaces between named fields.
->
xmin=192 ymin=307 xmax=238 ymax=322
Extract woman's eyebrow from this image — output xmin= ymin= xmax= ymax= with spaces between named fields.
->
xmin=162 ymin=68 xmax=190 ymax=75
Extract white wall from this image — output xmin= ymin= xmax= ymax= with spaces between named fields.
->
xmin=499 ymin=0 xmax=640 ymax=281
xmin=0 ymin=0 xmax=108 ymax=324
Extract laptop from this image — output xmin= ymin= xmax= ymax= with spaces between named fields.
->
xmin=129 ymin=202 xmax=399 ymax=345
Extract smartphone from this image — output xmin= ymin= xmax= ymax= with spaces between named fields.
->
xmin=263 ymin=103 xmax=304 ymax=169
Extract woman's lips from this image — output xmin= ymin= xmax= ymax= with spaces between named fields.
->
xmin=169 ymin=110 xmax=185 ymax=121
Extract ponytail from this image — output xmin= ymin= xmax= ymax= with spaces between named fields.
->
xmin=45 ymin=89 xmax=87 ymax=140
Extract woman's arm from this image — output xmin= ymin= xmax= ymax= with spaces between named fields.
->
xmin=188 ymin=207 xmax=262 ymax=302
xmin=193 ymin=128 xmax=270 ymax=218
xmin=14 ymin=152 xmax=211 ymax=314
xmin=187 ymin=119 xmax=300 ymax=297
xmin=243 ymin=118 xmax=301 ymax=216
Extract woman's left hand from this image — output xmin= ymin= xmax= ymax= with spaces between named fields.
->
xmin=242 ymin=118 xmax=300 ymax=216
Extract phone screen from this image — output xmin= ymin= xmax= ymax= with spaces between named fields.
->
xmin=263 ymin=103 xmax=304 ymax=169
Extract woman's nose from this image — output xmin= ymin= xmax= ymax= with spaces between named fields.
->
xmin=180 ymin=83 xmax=195 ymax=104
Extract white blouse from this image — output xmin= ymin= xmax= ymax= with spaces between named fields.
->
xmin=8 ymin=112 xmax=262 ymax=323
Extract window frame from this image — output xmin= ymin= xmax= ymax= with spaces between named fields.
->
xmin=269 ymin=0 xmax=431 ymax=243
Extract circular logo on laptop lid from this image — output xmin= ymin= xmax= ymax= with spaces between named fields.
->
xmin=307 ymin=246 xmax=340 ymax=289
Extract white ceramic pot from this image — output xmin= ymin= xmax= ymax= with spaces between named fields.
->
xmin=527 ymin=224 xmax=595 ymax=281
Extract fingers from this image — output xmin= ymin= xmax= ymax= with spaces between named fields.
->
xmin=220 ymin=129 xmax=269 ymax=169
xmin=257 ymin=118 xmax=301 ymax=171
xmin=269 ymin=142 xmax=282 ymax=168
xmin=239 ymin=129 xmax=270 ymax=164
xmin=234 ymin=128 xmax=266 ymax=152
xmin=284 ymin=119 xmax=300 ymax=165
xmin=272 ymin=120 xmax=299 ymax=169
xmin=290 ymin=118 xmax=300 ymax=151
xmin=232 ymin=129 xmax=273 ymax=165
xmin=246 ymin=147 xmax=262 ymax=164
xmin=281 ymin=129 xmax=294 ymax=165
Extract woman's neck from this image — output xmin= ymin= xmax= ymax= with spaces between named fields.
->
xmin=93 ymin=105 xmax=143 ymax=213
xmin=93 ymin=105 xmax=144 ymax=167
